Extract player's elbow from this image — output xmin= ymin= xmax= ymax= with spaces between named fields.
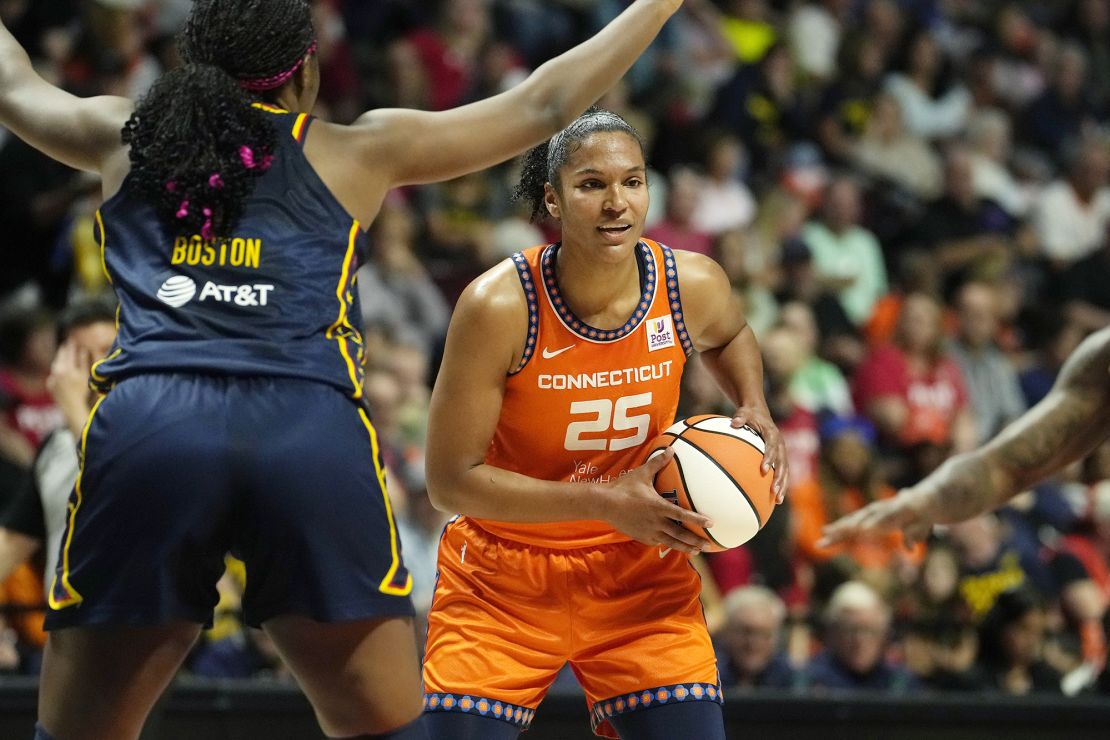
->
xmin=516 ymin=67 xmax=580 ymax=138
xmin=425 ymin=468 xmax=465 ymax=514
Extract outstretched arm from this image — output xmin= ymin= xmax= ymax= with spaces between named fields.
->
xmin=677 ymin=251 xmax=789 ymax=499
xmin=0 ymin=20 xmax=132 ymax=172
xmin=425 ymin=262 xmax=714 ymax=555
xmin=354 ymin=0 xmax=683 ymax=187
xmin=821 ymin=326 xmax=1110 ymax=547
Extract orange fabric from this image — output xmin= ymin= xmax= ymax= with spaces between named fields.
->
xmin=0 ymin=563 xmax=46 ymax=647
xmin=790 ymin=477 xmax=924 ymax=569
xmin=424 ymin=518 xmax=718 ymax=737
xmin=476 ymin=240 xmax=689 ymax=548
xmin=863 ymin=294 xmax=902 ymax=347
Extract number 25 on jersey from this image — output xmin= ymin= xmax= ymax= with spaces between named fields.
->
xmin=564 ymin=393 xmax=652 ymax=452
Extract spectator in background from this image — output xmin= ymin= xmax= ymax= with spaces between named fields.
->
xmin=646 ymin=166 xmax=714 ymax=257
xmin=802 ymin=175 xmax=888 ymax=327
xmin=777 ymin=301 xmax=853 ymax=416
xmin=760 ymin=325 xmax=820 ymax=488
xmin=804 ymin=580 xmax=919 ymax=693
xmin=1022 ymin=44 xmax=1100 ymax=162
xmin=815 ymin=34 xmax=888 ymax=166
xmin=906 ymin=146 xmax=1014 ymax=293
xmin=1018 ymin=311 xmax=1087 ymax=407
xmin=947 ymin=281 xmax=1027 ymax=445
xmin=388 ymin=0 xmax=495 ymax=111
xmin=0 ymin=307 xmax=61 ymax=475
xmin=1055 ymin=228 xmax=1110 ymax=333
xmin=790 ymin=415 xmax=922 ymax=593
xmin=966 ymin=108 xmax=1031 ymax=218
xmin=787 ymin=0 xmax=850 ymax=83
xmin=357 ymin=200 xmax=450 ymax=358
xmin=1032 ymin=137 xmax=1110 ymax=270
xmin=691 ymin=132 xmax=756 ymax=236
xmin=883 ymin=28 xmax=970 ymax=141
xmin=0 ymin=298 xmax=115 ymax=671
xmin=711 ymin=42 xmax=808 ymax=173
xmin=716 ymin=585 xmax=796 ymax=689
xmin=976 ymin=588 xmax=1062 ymax=695
xmin=853 ymin=292 xmax=976 ymax=481
xmin=850 ymin=92 xmax=943 ymax=201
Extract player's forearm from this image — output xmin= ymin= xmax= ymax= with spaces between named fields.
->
xmin=427 ymin=464 xmax=612 ymax=524
xmin=522 ymin=0 xmax=679 ymax=130
xmin=700 ymin=325 xmax=770 ymax=410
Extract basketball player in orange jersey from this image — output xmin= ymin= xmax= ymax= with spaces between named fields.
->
xmin=422 ymin=109 xmax=789 ymax=740
xmin=821 ymin=326 xmax=1110 ymax=548
xmin=0 ymin=1 xmax=691 ymax=738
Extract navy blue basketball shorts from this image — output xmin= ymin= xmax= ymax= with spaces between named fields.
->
xmin=45 ymin=373 xmax=414 ymax=630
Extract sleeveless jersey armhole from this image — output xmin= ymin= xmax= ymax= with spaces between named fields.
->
xmin=660 ymin=244 xmax=695 ymax=356
xmin=508 ymin=252 xmax=540 ymax=376
xmin=292 ymin=113 xmax=314 ymax=146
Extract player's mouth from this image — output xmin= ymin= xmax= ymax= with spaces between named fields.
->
xmin=597 ymin=224 xmax=633 ymax=242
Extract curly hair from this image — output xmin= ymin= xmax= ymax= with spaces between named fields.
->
xmin=122 ymin=0 xmax=315 ymax=240
xmin=512 ymin=107 xmax=646 ymax=222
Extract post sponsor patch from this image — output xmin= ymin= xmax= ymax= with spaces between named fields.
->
xmin=646 ymin=315 xmax=675 ymax=352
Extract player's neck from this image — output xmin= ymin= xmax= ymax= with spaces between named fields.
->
xmin=554 ymin=243 xmax=642 ymax=329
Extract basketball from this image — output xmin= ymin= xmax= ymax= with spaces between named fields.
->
xmin=646 ymin=414 xmax=775 ymax=552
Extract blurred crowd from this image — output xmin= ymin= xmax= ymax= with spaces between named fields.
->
xmin=3 ymin=0 xmax=1110 ymax=702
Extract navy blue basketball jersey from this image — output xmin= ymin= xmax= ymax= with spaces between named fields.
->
xmin=90 ymin=105 xmax=368 ymax=398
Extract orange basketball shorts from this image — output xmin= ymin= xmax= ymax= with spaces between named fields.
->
xmin=422 ymin=517 xmax=722 ymax=738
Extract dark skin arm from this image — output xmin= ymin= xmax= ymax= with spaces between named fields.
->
xmin=310 ymin=0 xmax=686 ymax=225
xmin=676 ymin=251 xmax=788 ymax=499
xmin=4 ymin=1 xmax=684 ymax=211
xmin=821 ymin=326 xmax=1110 ymax=547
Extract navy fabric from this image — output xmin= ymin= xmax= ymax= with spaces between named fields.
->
xmin=91 ymin=110 xmax=369 ymax=397
xmin=422 ymin=712 xmax=521 ymax=740
xmin=333 ymin=715 xmax=432 ymax=739
xmin=45 ymin=373 xmax=413 ymax=630
xmin=608 ymin=700 xmax=726 ymax=740
xmin=32 ymin=724 xmax=55 ymax=740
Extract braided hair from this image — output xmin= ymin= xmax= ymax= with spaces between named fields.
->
xmin=513 ymin=108 xmax=646 ymax=222
xmin=122 ymin=0 xmax=315 ymax=240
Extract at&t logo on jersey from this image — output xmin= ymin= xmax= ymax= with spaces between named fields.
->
xmin=646 ymin=315 xmax=675 ymax=352
xmin=156 ymin=275 xmax=275 ymax=308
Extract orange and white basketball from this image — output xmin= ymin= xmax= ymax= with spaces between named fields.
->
xmin=647 ymin=414 xmax=775 ymax=552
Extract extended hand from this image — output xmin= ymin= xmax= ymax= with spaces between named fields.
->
xmin=730 ymin=405 xmax=789 ymax=503
xmin=602 ymin=447 xmax=715 ymax=555
xmin=818 ymin=484 xmax=937 ymax=549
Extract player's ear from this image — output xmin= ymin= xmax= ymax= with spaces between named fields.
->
xmin=544 ymin=183 xmax=560 ymax=221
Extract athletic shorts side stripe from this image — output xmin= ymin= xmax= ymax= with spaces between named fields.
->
xmin=357 ymin=408 xmax=413 ymax=596
xmin=48 ymin=394 xmax=107 ymax=609
xmin=326 ymin=220 xmax=364 ymax=398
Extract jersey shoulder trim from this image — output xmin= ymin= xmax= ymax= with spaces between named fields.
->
xmin=658 ymin=243 xmax=694 ymax=355
xmin=508 ymin=251 xmax=541 ymax=375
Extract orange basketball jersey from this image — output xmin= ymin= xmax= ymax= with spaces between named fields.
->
xmin=472 ymin=239 xmax=692 ymax=548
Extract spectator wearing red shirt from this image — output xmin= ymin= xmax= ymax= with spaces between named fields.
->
xmin=0 ymin=306 xmax=61 ymax=473
xmin=852 ymin=292 xmax=976 ymax=482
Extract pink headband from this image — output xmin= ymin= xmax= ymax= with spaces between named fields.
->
xmin=239 ymin=40 xmax=318 ymax=92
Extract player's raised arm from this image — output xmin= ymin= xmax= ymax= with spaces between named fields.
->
xmin=352 ymin=0 xmax=684 ymax=188
xmin=677 ymin=251 xmax=789 ymax=499
xmin=0 ymin=19 xmax=132 ymax=173
xmin=821 ymin=326 xmax=1110 ymax=548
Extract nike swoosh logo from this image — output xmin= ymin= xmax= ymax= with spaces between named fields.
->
xmin=542 ymin=345 xmax=575 ymax=359
xmin=658 ymin=547 xmax=672 ymax=559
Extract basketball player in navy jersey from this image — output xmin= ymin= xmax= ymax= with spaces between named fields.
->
xmin=0 ymin=1 xmax=691 ymax=738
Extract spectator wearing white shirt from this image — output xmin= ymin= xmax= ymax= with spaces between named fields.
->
xmin=1033 ymin=138 xmax=1110 ymax=268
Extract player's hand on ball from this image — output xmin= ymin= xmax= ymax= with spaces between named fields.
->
xmin=729 ymin=405 xmax=789 ymax=503
xmin=602 ymin=447 xmax=715 ymax=555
